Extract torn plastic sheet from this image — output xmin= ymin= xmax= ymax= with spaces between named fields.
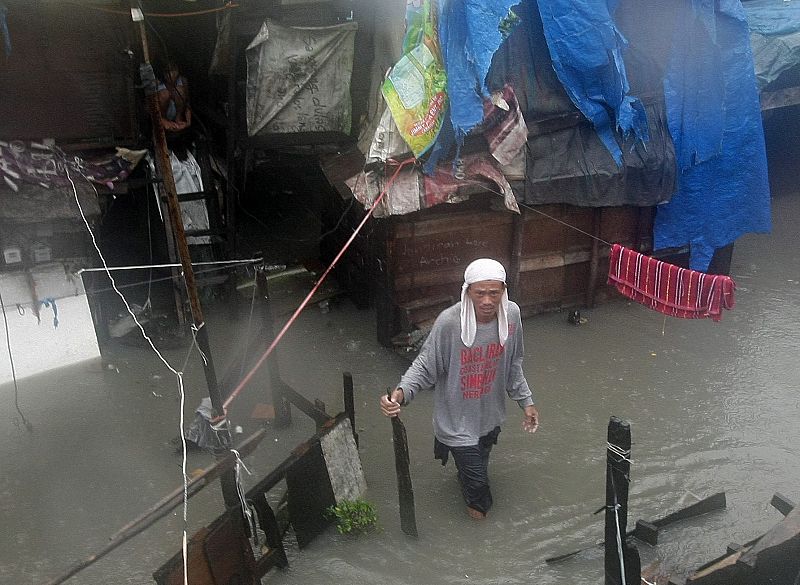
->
xmin=655 ymin=0 xmax=771 ymax=271
xmin=347 ymin=153 xmax=518 ymax=218
xmin=381 ymin=0 xmax=447 ymax=157
xmin=749 ymin=30 xmax=800 ymax=89
xmin=535 ymin=0 xmax=649 ymax=166
xmin=437 ymin=0 xmax=521 ymax=144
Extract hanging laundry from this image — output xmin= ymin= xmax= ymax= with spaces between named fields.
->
xmin=607 ymin=244 xmax=735 ymax=322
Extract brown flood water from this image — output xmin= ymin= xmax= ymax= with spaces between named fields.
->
xmin=1 ymin=192 xmax=799 ymax=585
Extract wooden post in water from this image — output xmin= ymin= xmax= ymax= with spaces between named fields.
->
xmin=343 ymin=372 xmax=358 ymax=448
xmin=605 ymin=417 xmax=640 ymax=585
xmin=254 ymin=266 xmax=292 ymax=426
xmin=586 ymin=208 xmax=603 ymax=308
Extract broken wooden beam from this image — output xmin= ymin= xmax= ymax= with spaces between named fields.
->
xmin=651 ymin=492 xmax=727 ymax=529
xmin=389 ymin=389 xmax=418 ymax=537
xmin=42 ymin=429 xmax=266 ymax=585
xmin=634 ymin=492 xmax=727 ymax=546
xmin=682 ymin=499 xmax=800 ymax=584
xmin=545 ymin=491 xmax=727 ymax=564
xmin=770 ymin=492 xmax=796 ymax=517
xmin=737 ymin=504 xmax=800 ymax=571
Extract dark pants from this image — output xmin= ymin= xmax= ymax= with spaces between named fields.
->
xmin=434 ymin=426 xmax=501 ymax=514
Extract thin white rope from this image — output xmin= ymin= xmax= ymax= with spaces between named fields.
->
xmin=231 ymin=449 xmax=258 ymax=546
xmin=178 ymin=373 xmax=188 ymax=585
xmin=67 ymin=165 xmax=190 ymax=585
xmin=67 ymin=166 xmax=180 ymax=377
xmin=613 ymin=503 xmax=628 ymax=585
xmin=642 ymin=578 xmax=656 ymax=585
xmin=453 ymin=177 xmax=614 ymax=246
xmin=189 ymin=323 xmax=209 ymax=366
xmin=607 ymin=441 xmax=633 ymax=464
xmin=76 ymin=257 xmax=263 ymax=274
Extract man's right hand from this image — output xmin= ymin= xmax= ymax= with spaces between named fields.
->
xmin=380 ymin=388 xmax=405 ymax=417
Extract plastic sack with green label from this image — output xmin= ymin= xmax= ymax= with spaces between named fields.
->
xmin=381 ymin=0 xmax=448 ymax=158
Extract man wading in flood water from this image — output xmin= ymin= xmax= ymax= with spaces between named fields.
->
xmin=380 ymin=258 xmax=540 ymax=519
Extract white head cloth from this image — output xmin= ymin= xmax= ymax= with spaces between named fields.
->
xmin=460 ymin=258 xmax=509 ymax=348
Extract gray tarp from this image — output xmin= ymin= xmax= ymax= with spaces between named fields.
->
xmin=521 ymin=99 xmax=675 ymax=207
xmin=0 ymin=181 xmax=99 ymax=223
xmin=245 ymin=19 xmax=358 ymax=136
xmin=750 ymin=31 xmax=800 ymax=89
xmin=488 ymin=2 xmax=676 ymax=208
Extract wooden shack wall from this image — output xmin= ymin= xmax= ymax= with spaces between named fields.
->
xmin=371 ymin=195 xmax=646 ymax=346
xmin=0 ymin=1 xmax=137 ymax=144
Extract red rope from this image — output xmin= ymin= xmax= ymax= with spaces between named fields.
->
xmin=220 ymin=159 xmax=415 ymax=413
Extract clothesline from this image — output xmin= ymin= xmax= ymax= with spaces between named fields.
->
xmin=63 ymin=1 xmax=239 ymax=18
xmin=454 ymin=177 xmax=615 ymax=247
xmin=76 ymin=258 xmax=263 ymax=275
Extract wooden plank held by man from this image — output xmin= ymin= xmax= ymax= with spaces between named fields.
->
xmin=387 ymin=389 xmax=418 ymax=537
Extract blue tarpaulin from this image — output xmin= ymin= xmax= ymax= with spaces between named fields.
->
xmin=655 ymin=0 xmax=771 ymax=271
xmin=425 ymin=0 xmax=521 ymax=171
xmin=535 ymin=0 xmax=648 ymax=166
xmin=438 ymin=0 xmax=521 ymax=142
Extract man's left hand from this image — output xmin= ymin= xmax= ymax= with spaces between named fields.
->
xmin=522 ymin=404 xmax=539 ymax=434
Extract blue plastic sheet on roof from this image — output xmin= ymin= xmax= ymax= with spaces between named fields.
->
xmin=438 ymin=0 xmax=520 ymax=142
xmin=655 ymin=0 xmax=771 ymax=271
xmin=535 ymin=0 xmax=649 ymax=166
xmin=743 ymin=0 xmax=800 ymax=36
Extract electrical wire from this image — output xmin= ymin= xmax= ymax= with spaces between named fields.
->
xmin=219 ymin=159 xmax=416 ymax=414
xmin=453 ymin=176 xmax=615 ymax=247
xmin=64 ymin=1 xmax=239 ymax=18
xmin=0 ymin=288 xmax=33 ymax=431
xmin=77 ymin=258 xmax=263 ymax=274
xmin=67 ymin=164 xmax=193 ymax=585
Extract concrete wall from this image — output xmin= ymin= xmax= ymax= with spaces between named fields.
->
xmin=0 ymin=264 xmax=100 ymax=385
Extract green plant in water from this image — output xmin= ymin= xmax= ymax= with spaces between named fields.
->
xmin=325 ymin=499 xmax=378 ymax=535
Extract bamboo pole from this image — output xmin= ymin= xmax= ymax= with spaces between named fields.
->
xmin=134 ymin=15 xmax=223 ymax=416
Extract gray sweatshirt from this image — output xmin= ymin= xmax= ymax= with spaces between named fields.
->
xmin=398 ymin=301 xmax=534 ymax=447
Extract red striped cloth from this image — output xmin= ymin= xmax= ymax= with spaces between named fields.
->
xmin=607 ymin=244 xmax=735 ymax=322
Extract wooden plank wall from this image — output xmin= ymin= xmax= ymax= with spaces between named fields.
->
xmin=0 ymin=1 xmax=137 ymax=144
xmin=376 ymin=196 xmax=645 ymax=343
